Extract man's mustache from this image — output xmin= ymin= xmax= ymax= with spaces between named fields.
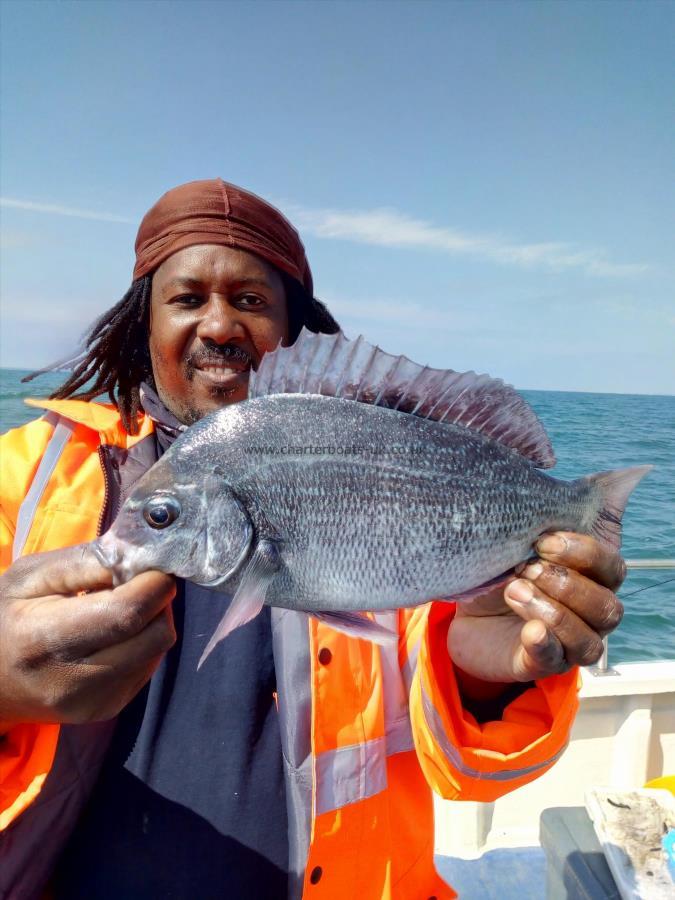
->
xmin=186 ymin=344 xmax=254 ymax=369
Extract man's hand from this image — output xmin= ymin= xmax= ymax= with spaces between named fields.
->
xmin=0 ymin=545 xmax=176 ymax=726
xmin=448 ymin=532 xmax=625 ymax=688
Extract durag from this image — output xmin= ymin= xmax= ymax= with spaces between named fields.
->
xmin=133 ymin=177 xmax=313 ymax=294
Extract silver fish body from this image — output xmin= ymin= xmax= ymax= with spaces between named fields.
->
xmin=189 ymin=394 xmax=596 ymax=609
xmin=101 ymin=393 xmax=615 ymax=607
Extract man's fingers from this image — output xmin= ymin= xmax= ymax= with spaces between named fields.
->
xmin=36 ymin=606 xmax=177 ymax=723
xmin=2 ymin=544 xmax=114 ymax=598
xmin=504 ymin=579 xmax=605 ymax=669
xmin=86 ymin=605 xmax=177 ymax=671
xmin=448 ymin=613 xmax=527 ymax=683
xmin=514 ymin=620 xmax=567 ymax=680
xmin=17 ymin=571 xmax=177 ymax=661
xmin=453 ymin=579 xmax=516 ymax=617
xmin=535 ymin=532 xmax=626 ymax=590
xmin=516 ymin=562 xmax=623 ymax=636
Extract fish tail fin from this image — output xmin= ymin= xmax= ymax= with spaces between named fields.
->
xmin=585 ymin=465 xmax=653 ymax=550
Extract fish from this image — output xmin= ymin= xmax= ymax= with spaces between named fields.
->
xmin=92 ymin=328 xmax=652 ymax=667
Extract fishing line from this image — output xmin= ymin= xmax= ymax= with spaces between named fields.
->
xmin=620 ymin=575 xmax=675 ymax=598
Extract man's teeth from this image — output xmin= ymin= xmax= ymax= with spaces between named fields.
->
xmin=200 ymin=365 xmax=248 ymax=378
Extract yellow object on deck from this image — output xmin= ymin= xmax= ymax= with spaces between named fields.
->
xmin=644 ymin=775 xmax=675 ymax=796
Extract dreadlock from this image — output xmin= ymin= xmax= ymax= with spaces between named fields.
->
xmin=23 ymin=272 xmax=341 ymax=436
xmin=22 ymin=276 xmax=153 ymax=435
xmin=282 ymin=272 xmax=341 ymax=342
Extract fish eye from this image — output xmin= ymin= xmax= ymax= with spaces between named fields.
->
xmin=143 ymin=496 xmax=181 ymax=529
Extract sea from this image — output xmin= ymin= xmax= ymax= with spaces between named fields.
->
xmin=1 ymin=367 xmax=673 ymax=665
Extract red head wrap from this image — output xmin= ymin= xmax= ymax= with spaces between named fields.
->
xmin=133 ymin=178 xmax=313 ymax=295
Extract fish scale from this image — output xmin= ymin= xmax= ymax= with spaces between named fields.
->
xmin=92 ymin=330 xmax=652 ymax=665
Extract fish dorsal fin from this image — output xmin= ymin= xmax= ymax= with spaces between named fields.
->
xmin=249 ymin=328 xmax=555 ymax=468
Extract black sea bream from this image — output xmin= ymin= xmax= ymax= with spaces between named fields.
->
xmin=92 ymin=329 xmax=651 ymax=666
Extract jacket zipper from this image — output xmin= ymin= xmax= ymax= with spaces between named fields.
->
xmin=96 ymin=445 xmax=111 ymax=537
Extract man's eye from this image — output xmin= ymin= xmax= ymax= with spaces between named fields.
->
xmin=237 ymin=294 xmax=265 ymax=308
xmin=173 ymin=294 xmax=202 ymax=306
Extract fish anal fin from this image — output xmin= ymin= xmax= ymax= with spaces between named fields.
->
xmin=312 ymin=609 xmax=397 ymax=645
xmin=249 ymin=328 xmax=555 ymax=468
xmin=447 ymin=568 xmax=520 ymax=603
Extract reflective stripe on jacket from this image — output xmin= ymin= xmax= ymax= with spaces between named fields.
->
xmin=0 ymin=400 xmax=580 ymax=899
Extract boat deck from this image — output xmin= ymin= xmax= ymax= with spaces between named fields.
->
xmin=431 ymin=656 xmax=675 ymax=897
xmin=436 ymin=848 xmax=546 ymax=899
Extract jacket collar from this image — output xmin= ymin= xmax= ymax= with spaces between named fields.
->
xmin=139 ymin=382 xmax=187 ymax=451
xmin=24 ymin=397 xmax=155 ymax=444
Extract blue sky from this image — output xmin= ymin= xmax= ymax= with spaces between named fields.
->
xmin=1 ymin=0 xmax=673 ymax=394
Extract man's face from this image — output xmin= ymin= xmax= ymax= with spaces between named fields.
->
xmin=149 ymin=244 xmax=289 ymax=424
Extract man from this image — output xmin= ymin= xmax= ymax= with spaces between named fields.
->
xmin=0 ymin=179 xmax=625 ymax=899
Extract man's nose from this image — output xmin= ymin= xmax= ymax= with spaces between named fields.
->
xmin=196 ymin=296 xmax=246 ymax=344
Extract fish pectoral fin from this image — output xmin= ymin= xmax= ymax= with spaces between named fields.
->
xmin=197 ymin=540 xmax=281 ymax=669
xmin=311 ymin=610 xmax=397 ymax=645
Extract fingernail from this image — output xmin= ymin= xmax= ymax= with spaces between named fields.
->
xmin=505 ymin=579 xmax=533 ymax=604
xmin=523 ymin=562 xmax=544 ymax=580
xmin=536 ymin=534 xmax=567 ymax=556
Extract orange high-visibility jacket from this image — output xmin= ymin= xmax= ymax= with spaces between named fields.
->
xmin=0 ymin=400 xmax=580 ymax=899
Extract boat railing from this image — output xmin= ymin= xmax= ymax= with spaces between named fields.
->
xmin=590 ymin=558 xmax=675 ymax=676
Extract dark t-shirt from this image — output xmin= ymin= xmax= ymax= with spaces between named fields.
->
xmin=52 ymin=580 xmax=288 ymax=899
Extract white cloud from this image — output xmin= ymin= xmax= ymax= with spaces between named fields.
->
xmin=285 ymin=204 xmax=649 ymax=278
xmin=1 ymin=193 xmax=648 ymax=277
xmin=0 ymin=305 xmax=91 ymax=327
xmin=0 ymin=197 xmax=135 ymax=224
xmin=0 ymin=292 xmax=106 ymax=331
xmin=323 ymin=294 xmax=458 ymax=327
xmin=0 ymin=229 xmax=44 ymax=251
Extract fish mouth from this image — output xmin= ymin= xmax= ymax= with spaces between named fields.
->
xmin=91 ymin=533 xmax=127 ymax=585
xmin=92 ymin=533 xmax=117 ymax=567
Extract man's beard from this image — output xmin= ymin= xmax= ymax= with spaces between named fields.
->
xmin=158 ymin=343 xmax=254 ymax=426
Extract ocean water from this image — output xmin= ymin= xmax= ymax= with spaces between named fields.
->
xmin=1 ymin=368 xmax=674 ymax=664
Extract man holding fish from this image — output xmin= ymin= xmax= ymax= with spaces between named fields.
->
xmin=0 ymin=180 xmax=635 ymax=899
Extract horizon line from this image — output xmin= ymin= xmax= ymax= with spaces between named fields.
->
xmin=1 ymin=365 xmax=672 ymax=399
